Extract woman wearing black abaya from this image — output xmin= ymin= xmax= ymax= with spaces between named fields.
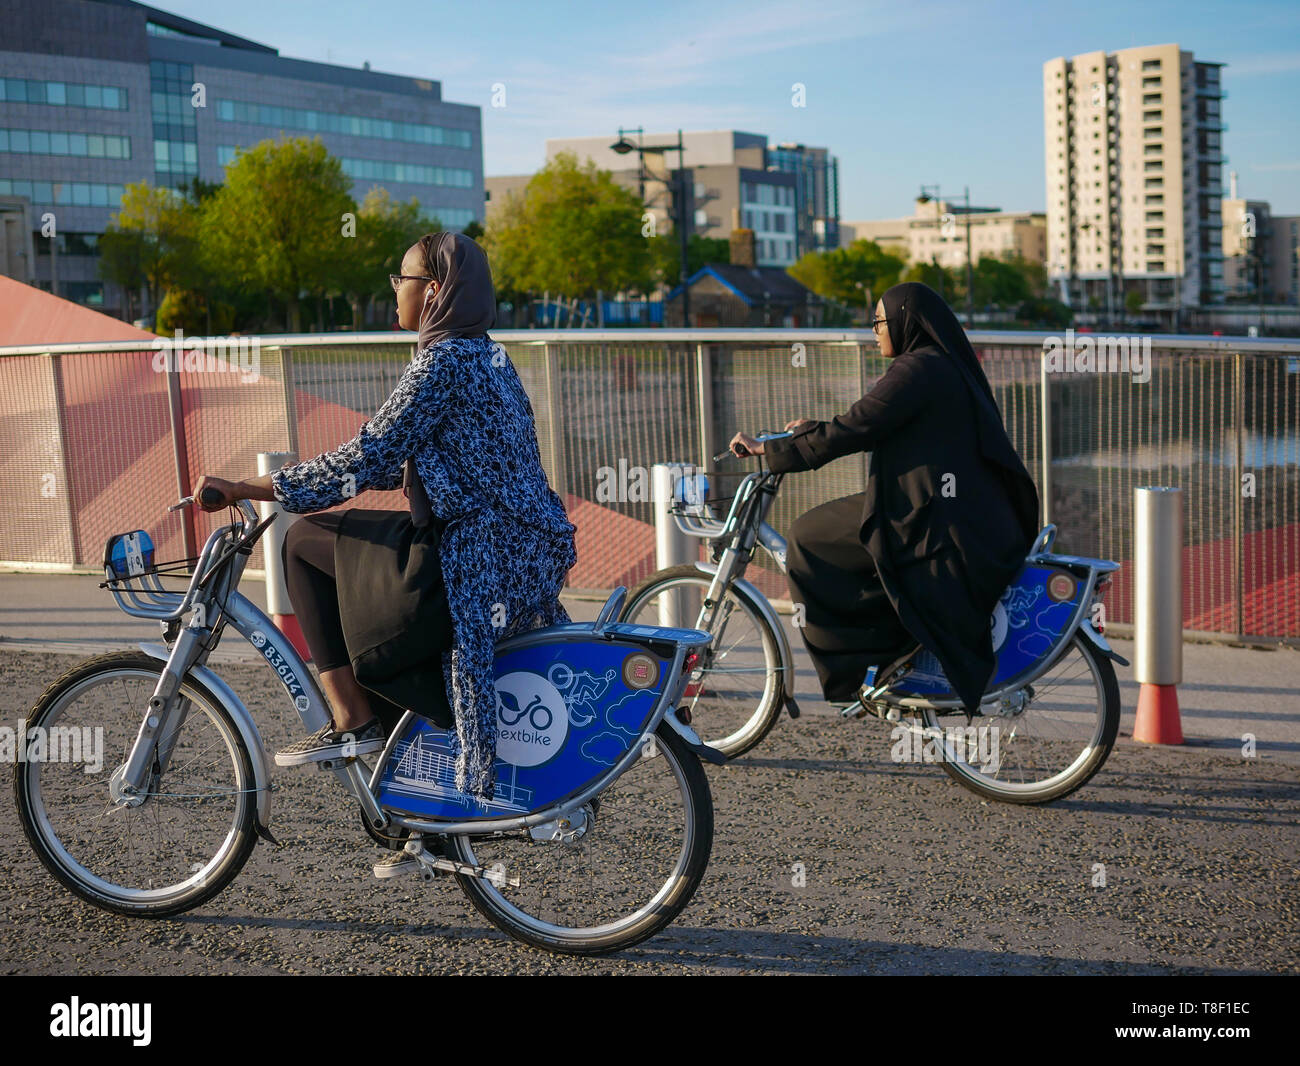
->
xmin=728 ymin=282 xmax=1040 ymax=715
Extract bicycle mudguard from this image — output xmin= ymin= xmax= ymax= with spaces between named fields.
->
xmin=888 ymin=561 xmax=1096 ymax=699
xmin=137 ymin=643 xmax=275 ymax=838
xmin=1076 ymin=619 xmax=1131 ymax=667
xmin=374 ymin=623 xmax=704 ymax=821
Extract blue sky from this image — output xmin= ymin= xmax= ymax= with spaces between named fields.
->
xmin=161 ymin=0 xmax=1300 ymax=218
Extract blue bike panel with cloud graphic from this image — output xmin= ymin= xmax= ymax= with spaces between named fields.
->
xmin=376 ymin=633 xmax=672 ymax=820
xmin=877 ymin=564 xmax=1085 ymax=697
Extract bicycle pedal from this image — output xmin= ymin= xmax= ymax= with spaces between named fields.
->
xmin=316 ymin=756 xmax=359 ymax=771
xmin=841 ymin=696 xmax=901 ymax=722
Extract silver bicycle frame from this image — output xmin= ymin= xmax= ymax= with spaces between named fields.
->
xmin=672 ymin=475 xmax=1123 ymax=713
xmin=113 ymin=501 xmax=712 ymax=840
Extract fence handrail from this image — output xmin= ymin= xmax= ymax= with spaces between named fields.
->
xmin=2 ymin=328 xmax=1299 ymax=359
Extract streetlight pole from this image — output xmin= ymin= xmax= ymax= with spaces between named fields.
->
xmin=673 ymin=129 xmax=690 ymax=328
xmin=612 ymin=128 xmax=692 ymax=327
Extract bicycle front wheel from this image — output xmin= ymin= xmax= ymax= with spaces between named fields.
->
xmin=450 ymin=724 xmax=713 ymax=955
xmin=919 ymin=633 xmax=1120 ymax=804
xmin=623 ymin=565 xmax=784 ymax=757
xmin=14 ymin=650 xmax=260 ymax=917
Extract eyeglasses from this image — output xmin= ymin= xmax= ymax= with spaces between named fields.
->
xmin=871 ymin=315 xmax=889 ymax=328
xmin=390 ymin=274 xmax=436 ymax=293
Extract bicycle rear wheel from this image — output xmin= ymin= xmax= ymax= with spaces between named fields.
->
xmin=919 ymin=633 xmax=1120 ymax=804
xmin=14 ymin=651 xmax=260 ymax=917
xmin=623 ymin=565 xmax=784 ymax=757
xmin=450 ymin=724 xmax=713 ymax=955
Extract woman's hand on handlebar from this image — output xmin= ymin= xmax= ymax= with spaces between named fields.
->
xmin=728 ymin=432 xmax=764 ymax=458
xmin=193 ymin=475 xmax=240 ymax=511
xmin=783 ymin=418 xmax=814 ymax=433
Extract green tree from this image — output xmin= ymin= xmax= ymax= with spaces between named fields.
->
xmin=1017 ymin=296 xmax=1073 ymax=329
xmin=484 ymin=150 xmax=652 ymax=301
xmin=98 ymin=181 xmax=196 ymax=323
xmin=789 ymin=239 xmax=905 ymax=319
xmin=649 ymin=233 xmax=731 ymax=288
xmin=97 ymin=227 xmax=147 ymax=323
xmin=198 ymin=137 xmax=356 ymax=332
xmin=901 ymin=258 xmax=958 ymax=302
xmin=971 ymin=256 xmax=1033 ymax=309
xmin=334 ymin=187 xmax=442 ymax=329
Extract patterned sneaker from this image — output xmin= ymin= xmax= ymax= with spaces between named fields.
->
xmin=274 ymin=717 xmax=385 ymax=767
xmin=373 ymin=851 xmax=421 ymax=879
xmin=373 ymin=835 xmax=444 ymax=880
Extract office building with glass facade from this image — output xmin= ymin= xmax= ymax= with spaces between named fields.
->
xmin=501 ymin=130 xmax=839 ymax=269
xmin=1 ymin=0 xmax=483 ymax=314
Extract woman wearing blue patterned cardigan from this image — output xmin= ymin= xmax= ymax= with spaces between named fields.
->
xmin=194 ymin=233 xmax=576 ymax=807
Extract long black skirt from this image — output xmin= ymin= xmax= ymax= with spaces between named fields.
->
xmin=785 ymin=493 xmax=916 ymax=702
xmin=282 ymin=508 xmax=455 ymax=734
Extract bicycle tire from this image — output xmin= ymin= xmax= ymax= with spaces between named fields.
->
xmin=623 ymin=564 xmax=784 ymax=758
xmin=922 ymin=633 xmax=1121 ymax=805
xmin=450 ymin=723 xmax=713 ymax=955
xmin=15 ymin=650 xmax=260 ymax=917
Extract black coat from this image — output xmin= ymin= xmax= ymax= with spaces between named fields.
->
xmin=765 ymin=344 xmax=1040 ymax=711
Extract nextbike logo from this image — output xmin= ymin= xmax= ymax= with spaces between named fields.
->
xmin=50 ymin=997 xmax=151 ymax=1046
xmin=251 ymin=630 xmax=304 ymax=701
xmin=495 ymin=672 xmax=567 ymax=767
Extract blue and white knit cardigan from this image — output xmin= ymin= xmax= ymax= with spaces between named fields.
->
xmin=271 ymin=335 xmax=577 ymax=800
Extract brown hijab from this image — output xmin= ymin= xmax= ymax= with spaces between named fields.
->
xmin=415 ymin=231 xmax=496 ymax=350
xmin=403 ymin=231 xmax=497 ymax=526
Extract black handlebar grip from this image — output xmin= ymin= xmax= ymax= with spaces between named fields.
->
xmin=199 ymin=487 xmax=224 ymax=508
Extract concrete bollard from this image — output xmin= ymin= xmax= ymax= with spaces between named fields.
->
xmin=256 ymin=451 xmax=311 ymax=661
xmin=1133 ymin=486 xmax=1184 ymax=744
xmin=651 ymin=462 xmax=697 ymax=628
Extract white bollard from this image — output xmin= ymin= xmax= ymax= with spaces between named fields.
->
xmin=651 ymin=462 xmax=696 ymax=627
xmin=256 ymin=451 xmax=307 ymax=655
xmin=1133 ymin=485 xmax=1184 ymax=743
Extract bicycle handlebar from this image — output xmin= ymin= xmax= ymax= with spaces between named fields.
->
xmin=170 ymin=493 xmax=259 ymax=525
xmin=713 ymin=430 xmax=793 ymax=464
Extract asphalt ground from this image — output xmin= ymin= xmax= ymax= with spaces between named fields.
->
xmin=1 ymin=574 xmax=1296 ymax=974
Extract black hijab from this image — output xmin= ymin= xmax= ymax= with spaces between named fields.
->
xmin=403 ymin=231 xmax=497 ymax=526
xmin=879 ymin=281 xmax=1039 ymax=541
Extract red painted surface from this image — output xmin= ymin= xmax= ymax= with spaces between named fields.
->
xmin=1106 ymin=523 xmax=1299 ymax=637
xmin=0 ymin=276 xmax=156 ymax=346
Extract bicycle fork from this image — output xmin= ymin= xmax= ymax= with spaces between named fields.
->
xmin=118 ymin=626 xmax=211 ymax=796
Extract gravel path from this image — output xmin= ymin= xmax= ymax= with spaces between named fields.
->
xmin=2 ymin=651 xmax=1296 ymax=975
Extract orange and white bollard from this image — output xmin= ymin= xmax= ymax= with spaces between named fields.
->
xmin=257 ymin=451 xmax=312 ymax=662
xmin=1133 ymin=486 xmax=1184 ymax=744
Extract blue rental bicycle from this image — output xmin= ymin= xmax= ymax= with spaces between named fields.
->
xmin=621 ymin=431 xmax=1128 ymax=803
xmin=15 ymin=492 xmax=720 ymax=955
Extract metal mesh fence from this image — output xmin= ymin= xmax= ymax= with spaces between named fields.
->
xmin=2 ymin=331 xmax=1295 ymax=643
